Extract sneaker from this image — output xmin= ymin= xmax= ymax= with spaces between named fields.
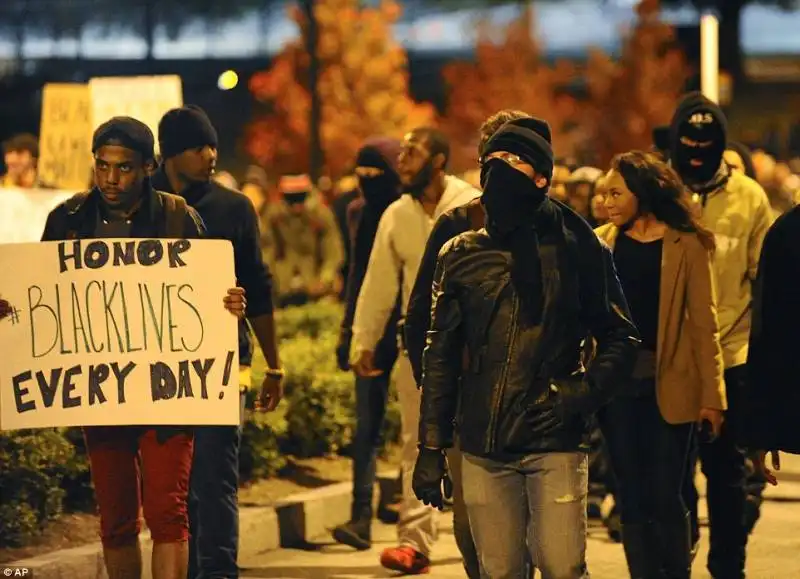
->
xmin=380 ymin=546 xmax=431 ymax=575
xmin=332 ymin=517 xmax=371 ymax=551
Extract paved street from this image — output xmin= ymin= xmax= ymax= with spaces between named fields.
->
xmin=241 ymin=457 xmax=800 ymax=578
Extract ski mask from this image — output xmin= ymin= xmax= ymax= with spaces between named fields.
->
xmin=355 ymin=137 xmax=402 ymax=209
xmin=479 ymin=117 xmax=554 ymax=316
xmin=479 ymin=117 xmax=554 ymax=239
xmin=669 ymin=92 xmax=728 ymax=186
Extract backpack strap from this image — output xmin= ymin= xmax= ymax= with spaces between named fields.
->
xmin=64 ymin=190 xmax=91 ymax=214
xmin=162 ymin=193 xmax=188 ymax=238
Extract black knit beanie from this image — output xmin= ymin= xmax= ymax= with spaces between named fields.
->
xmin=158 ymin=105 xmax=219 ymax=159
xmin=482 ymin=117 xmax=554 ymax=181
xmin=92 ymin=116 xmax=155 ymax=162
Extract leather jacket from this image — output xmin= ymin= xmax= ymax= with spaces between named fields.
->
xmin=418 ymin=201 xmax=640 ymax=459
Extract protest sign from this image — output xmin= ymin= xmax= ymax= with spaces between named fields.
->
xmin=0 ymin=238 xmax=239 ymax=430
xmin=37 ymin=83 xmax=93 ymax=191
xmin=89 ymin=75 xmax=183 ymax=154
xmin=0 ymin=188 xmax=74 ymax=244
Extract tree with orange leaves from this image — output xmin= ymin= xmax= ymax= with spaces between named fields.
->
xmin=246 ymin=0 xmax=435 ymax=178
xmin=584 ymin=0 xmax=690 ymax=167
xmin=440 ymin=5 xmax=581 ymax=172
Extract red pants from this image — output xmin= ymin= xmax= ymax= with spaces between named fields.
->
xmin=83 ymin=426 xmax=194 ymax=548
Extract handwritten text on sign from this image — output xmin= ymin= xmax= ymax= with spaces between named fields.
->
xmin=0 ymin=239 xmax=239 ymax=430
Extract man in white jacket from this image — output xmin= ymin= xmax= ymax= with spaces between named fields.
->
xmin=350 ymin=127 xmax=480 ymax=575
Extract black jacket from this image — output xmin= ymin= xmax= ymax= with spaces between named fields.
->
xmin=41 ymin=185 xmax=205 ymax=242
xmin=338 ymin=195 xmax=401 ymax=372
xmin=744 ymin=206 xmax=800 ymax=453
xmin=418 ymin=198 xmax=639 ymax=458
xmin=151 ymin=168 xmax=274 ymax=367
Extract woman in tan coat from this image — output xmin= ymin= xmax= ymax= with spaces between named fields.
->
xmin=596 ymin=151 xmax=727 ymax=579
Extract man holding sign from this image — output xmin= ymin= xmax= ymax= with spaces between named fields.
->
xmin=15 ymin=116 xmax=246 ymax=579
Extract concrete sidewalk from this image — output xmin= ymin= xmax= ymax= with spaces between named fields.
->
xmin=239 ymin=479 xmax=800 ymax=578
xmin=7 ymin=458 xmax=800 ymax=579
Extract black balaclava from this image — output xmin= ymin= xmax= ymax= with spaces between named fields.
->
xmin=356 ymin=137 xmax=402 ymax=210
xmin=479 ymin=117 xmax=554 ymax=321
xmin=479 ymin=117 xmax=554 ymax=239
xmin=669 ymin=92 xmax=728 ymax=188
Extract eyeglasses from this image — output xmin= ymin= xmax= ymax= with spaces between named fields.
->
xmin=479 ymin=151 xmax=527 ymax=168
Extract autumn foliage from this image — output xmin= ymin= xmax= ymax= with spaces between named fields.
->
xmin=584 ymin=0 xmax=690 ymax=167
xmin=246 ymin=0 xmax=435 ymax=177
xmin=440 ymin=0 xmax=688 ymax=171
xmin=440 ymin=5 xmax=581 ymax=172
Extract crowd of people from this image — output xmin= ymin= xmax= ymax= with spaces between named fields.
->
xmin=2 ymin=92 xmax=800 ymax=579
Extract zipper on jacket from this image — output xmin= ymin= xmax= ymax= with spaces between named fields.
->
xmin=486 ymin=292 xmax=519 ymax=453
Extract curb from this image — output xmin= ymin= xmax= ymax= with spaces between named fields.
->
xmin=5 ymin=470 xmax=401 ymax=579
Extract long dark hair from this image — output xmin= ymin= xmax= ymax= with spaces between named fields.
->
xmin=611 ymin=150 xmax=716 ymax=251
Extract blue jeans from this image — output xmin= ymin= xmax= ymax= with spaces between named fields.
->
xmin=462 ymin=451 xmax=590 ymax=579
xmin=188 ymin=423 xmax=242 ymax=579
xmin=351 ymin=373 xmax=391 ymax=515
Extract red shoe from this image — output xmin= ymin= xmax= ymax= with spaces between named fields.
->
xmin=379 ymin=546 xmax=431 ymax=574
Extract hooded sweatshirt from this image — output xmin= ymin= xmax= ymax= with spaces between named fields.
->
xmin=669 ymin=92 xmax=774 ymax=368
xmin=350 ymin=175 xmax=480 ymax=360
xmin=339 ymin=138 xmax=403 ymax=371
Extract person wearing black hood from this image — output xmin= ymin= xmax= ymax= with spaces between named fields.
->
xmin=412 ymin=116 xmax=639 ymax=578
xmin=151 ymin=105 xmax=283 ymax=579
xmin=333 ymin=137 xmax=403 ymax=549
xmin=668 ymin=92 xmax=773 ymax=579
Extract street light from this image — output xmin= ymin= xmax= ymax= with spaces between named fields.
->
xmin=217 ymin=70 xmax=239 ymax=91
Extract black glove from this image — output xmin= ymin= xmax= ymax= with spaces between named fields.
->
xmin=412 ymin=447 xmax=448 ymax=510
xmin=335 ymin=330 xmax=351 ymax=372
xmin=551 ymin=377 xmax=600 ymax=421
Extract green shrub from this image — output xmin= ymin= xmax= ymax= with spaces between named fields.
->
xmin=239 ymin=400 xmax=289 ymax=482
xmin=284 ymin=370 xmax=356 ymax=457
xmin=249 ymin=301 xmax=401 ymax=459
xmin=274 ymin=299 xmax=345 ymax=341
xmin=0 ymin=429 xmax=85 ymax=547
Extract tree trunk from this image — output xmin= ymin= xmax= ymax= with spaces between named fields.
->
xmin=301 ymin=0 xmax=324 ymax=182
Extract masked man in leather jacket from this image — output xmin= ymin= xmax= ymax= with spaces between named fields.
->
xmin=411 ymin=117 xmax=640 ymax=578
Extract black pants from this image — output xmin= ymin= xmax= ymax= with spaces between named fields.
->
xmin=598 ymin=381 xmax=693 ymax=527
xmin=690 ymin=365 xmax=749 ymax=579
xmin=351 ymin=373 xmax=391 ymax=516
xmin=188 ymin=425 xmax=241 ymax=579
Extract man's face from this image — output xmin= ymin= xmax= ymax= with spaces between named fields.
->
xmin=93 ymin=145 xmax=150 ymax=207
xmin=170 ymin=145 xmax=217 ymax=185
xmin=397 ymin=133 xmax=434 ymax=190
xmin=723 ymin=149 xmax=745 ymax=175
xmin=4 ymin=148 xmax=35 ymax=181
